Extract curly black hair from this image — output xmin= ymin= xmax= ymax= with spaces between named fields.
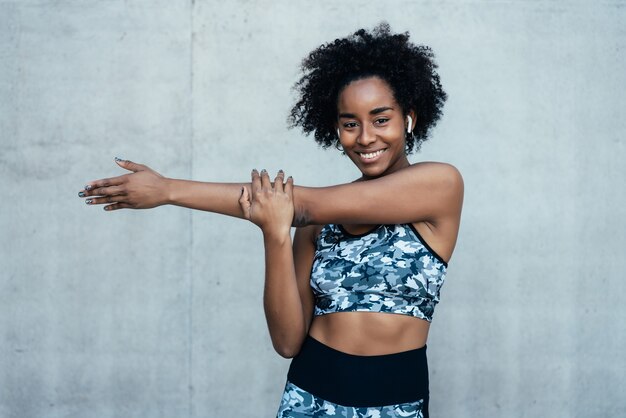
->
xmin=289 ymin=23 xmax=447 ymax=153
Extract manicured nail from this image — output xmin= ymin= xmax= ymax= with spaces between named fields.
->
xmin=104 ymin=206 xmax=110 ymax=211
xmin=240 ymin=187 xmax=245 ymax=196
xmin=252 ymin=168 xmax=258 ymax=174
xmin=115 ymin=157 xmax=123 ymax=162
xmin=261 ymin=168 xmax=267 ymax=174
xmin=278 ymin=169 xmax=284 ymax=174
xmin=84 ymin=185 xmax=92 ymax=191
xmin=78 ymin=191 xmax=85 ymax=197
xmin=85 ymin=199 xmax=93 ymax=204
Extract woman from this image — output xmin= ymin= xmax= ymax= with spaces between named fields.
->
xmin=80 ymin=24 xmax=463 ymax=418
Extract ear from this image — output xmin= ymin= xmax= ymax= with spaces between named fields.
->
xmin=406 ymin=110 xmax=416 ymax=133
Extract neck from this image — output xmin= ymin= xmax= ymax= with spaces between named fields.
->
xmin=361 ymin=155 xmax=410 ymax=181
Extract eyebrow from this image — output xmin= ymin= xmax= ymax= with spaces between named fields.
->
xmin=338 ymin=106 xmax=394 ymax=119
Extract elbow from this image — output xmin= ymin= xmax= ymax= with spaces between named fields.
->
xmin=292 ymin=187 xmax=314 ymax=227
xmin=292 ymin=204 xmax=312 ymax=228
xmin=272 ymin=338 xmax=304 ymax=359
xmin=275 ymin=348 xmax=298 ymax=359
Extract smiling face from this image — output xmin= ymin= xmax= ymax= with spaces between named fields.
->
xmin=336 ymin=76 xmax=413 ymax=179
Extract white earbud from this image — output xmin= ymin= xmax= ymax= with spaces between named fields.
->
xmin=336 ymin=128 xmax=341 ymax=138
xmin=407 ymin=116 xmax=413 ymax=134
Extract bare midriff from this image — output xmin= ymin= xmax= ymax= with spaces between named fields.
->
xmin=307 ymin=311 xmax=430 ymax=356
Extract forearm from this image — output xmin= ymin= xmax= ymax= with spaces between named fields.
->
xmin=165 ymin=178 xmax=247 ymax=219
xmin=165 ymin=178 xmax=315 ymax=225
xmin=262 ymin=233 xmax=307 ymax=358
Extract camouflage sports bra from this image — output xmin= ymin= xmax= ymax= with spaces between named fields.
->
xmin=310 ymin=223 xmax=448 ymax=322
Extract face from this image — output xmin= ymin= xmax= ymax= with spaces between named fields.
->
xmin=336 ymin=76 xmax=413 ymax=179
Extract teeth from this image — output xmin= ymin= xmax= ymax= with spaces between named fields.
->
xmin=360 ymin=149 xmax=385 ymax=159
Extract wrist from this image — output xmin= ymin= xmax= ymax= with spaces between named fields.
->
xmin=163 ymin=177 xmax=176 ymax=205
xmin=262 ymin=229 xmax=292 ymax=247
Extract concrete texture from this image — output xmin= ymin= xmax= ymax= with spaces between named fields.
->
xmin=1 ymin=1 xmax=625 ymax=417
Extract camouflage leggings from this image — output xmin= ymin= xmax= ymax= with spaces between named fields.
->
xmin=276 ymin=380 xmax=425 ymax=418
xmin=275 ymin=336 xmax=429 ymax=418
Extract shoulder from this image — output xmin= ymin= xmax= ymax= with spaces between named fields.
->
xmin=402 ymin=162 xmax=463 ymax=193
xmin=407 ymin=161 xmax=462 ymax=178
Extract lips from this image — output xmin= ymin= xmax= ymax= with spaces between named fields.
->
xmin=356 ymin=148 xmax=387 ymax=162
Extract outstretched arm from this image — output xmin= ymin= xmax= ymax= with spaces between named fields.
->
xmin=80 ymin=159 xmax=252 ymax=218
xmin=80 ymin=158 xmax=463 ymax=228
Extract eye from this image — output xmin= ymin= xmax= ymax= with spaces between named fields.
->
xmin=343 ymin=121 xmax=358 ymax=129
xmin=374 ymin=118 xmax=389 ymax=125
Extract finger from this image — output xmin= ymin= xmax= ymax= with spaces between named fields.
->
xmin=251 ymin=169 xmax=261 ymax=194
xmin=274 ymin=170 xmax=285 ymax=193
xmin=80 ymin=185 xmax=126 ymax=198
xmin=83 ymin=174 xmax=127 ymax=193
xmin=103 ymin=202 xmax=133 ymax=211
xmin=115 ymin=157 xmax=145 ymax=173
xmin=85 ymin=195 xmax=127 ymax=206
xmin=238 ymin=186 xmax=251 ymax=220
xmin=260 ymin=169 xmax=271 ymax=190
xmin=285 ymin=175 xmax=294 ymax=196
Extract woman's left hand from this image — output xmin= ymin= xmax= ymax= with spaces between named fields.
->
xmin=239 ymin=169 xmax=294 ymax=238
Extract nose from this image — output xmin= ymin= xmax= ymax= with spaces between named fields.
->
xmin=357 ymin=123 xmax=376 ymax=147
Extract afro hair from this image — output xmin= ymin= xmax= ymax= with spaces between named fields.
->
xmin=289 ymin=23 xmax=447 ymax=153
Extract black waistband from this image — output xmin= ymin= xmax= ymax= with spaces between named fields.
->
xmin=287 ymin=335 xmax=429 ymax=408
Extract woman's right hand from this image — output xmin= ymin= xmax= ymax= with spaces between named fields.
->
xmin=79 ymin=158 xmax=169 ymax=211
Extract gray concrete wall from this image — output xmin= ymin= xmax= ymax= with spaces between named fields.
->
xmin=1 ymin=1 xmax=625 ymax=417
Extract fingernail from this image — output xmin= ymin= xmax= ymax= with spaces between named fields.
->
xmin=288 ymin=176 xmax=293 ymax=180
xmin=240 ymin=187 xmax=244 ymax=196
xmin=278 ymin=169 xmax=284 ymax=174
xmin=115 ymin=157 xmax=123 ymax=162
xmin=261 ymin=168 xmax=267 ymax=174
xmin=252 ymin=168 xmax=258 ymax=174
xmin=84 ymin=185 xmax=92 ymax=191
xmin=85 ymin=199 xmax=93 ymax=205
xmin=104 ymin=206 xmax=110 ymax=211
xmin=78 ymin=191 xmax=85 ymax=198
